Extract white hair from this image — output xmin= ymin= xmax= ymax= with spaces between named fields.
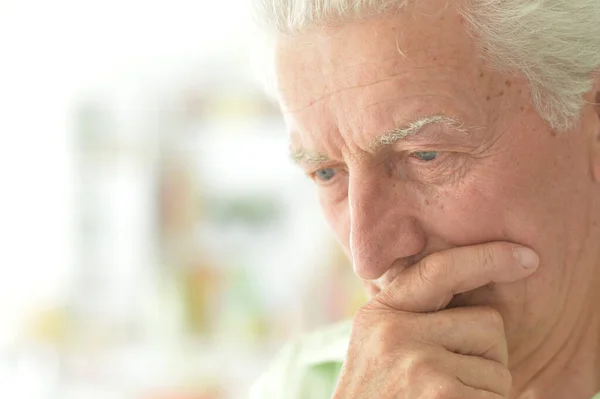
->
xmin=253 ymin=0 xmax=600 ymax=131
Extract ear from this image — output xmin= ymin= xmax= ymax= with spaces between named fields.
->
xmin=590 ymin=75 xmax=600 ymax=182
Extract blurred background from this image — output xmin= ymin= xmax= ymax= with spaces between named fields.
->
xmin=0 ymin=1 xmax=366 ymax=398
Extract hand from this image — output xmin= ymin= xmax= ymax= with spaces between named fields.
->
xmin=333 ymin=242 xmax=539 ymax=398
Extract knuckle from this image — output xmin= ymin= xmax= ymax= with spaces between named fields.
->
xmin=478 ymin=245 xmax=497 ymax=270
xmin=399 ymin=347 xmax=464 ymax=399
xmin=419 ymin=252 xmax=451 ymax=285
xmin=371 ymin=325 xmax=399 ymax=356
xmin=402 ymin=347 xmax=439 ymax=381
xmin=427 ymin=375 xmax=462 ymax=399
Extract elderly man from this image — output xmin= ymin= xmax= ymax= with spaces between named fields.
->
xmin=249 ymin=0 xmax=600 ymax=398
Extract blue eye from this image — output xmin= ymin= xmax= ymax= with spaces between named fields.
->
xmin=314 ymin=168 xmax=337 ymax=181
xmin=412 ymin=151 xmax=439 ymax=161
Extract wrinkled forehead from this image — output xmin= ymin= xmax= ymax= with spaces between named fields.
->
xmin=273 ymin=3 xmax=481 ymax=112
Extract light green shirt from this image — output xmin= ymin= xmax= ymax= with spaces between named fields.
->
xmin=250 ymin=320 xmax=600 ymax=399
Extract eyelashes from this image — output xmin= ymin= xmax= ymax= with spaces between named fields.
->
xmin=410 ymin=151 xmax=439 ymax=162
xmin=313 ymin=168 xmax=338 ymax=182
xmin=308 ymin=150 xmax=464 ymax=188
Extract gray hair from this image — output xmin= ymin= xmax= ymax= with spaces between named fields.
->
xmin=253 ymin=0 xmax=600 ymax=131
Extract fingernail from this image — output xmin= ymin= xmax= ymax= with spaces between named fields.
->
xmin=513 ymin=247 xmax=539 ymax=269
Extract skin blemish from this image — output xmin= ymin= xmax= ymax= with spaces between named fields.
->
xmin=505 ymin=80 xmax=512 ymax=87
xmin=479 ymin=72 xmax=484 ymax=78
xmin=499 ymin=90 xmax=504 ymax=96
xmin=486 ymin=95 xmax=491 ymax=101
xmin=425 ymin=199 xmax=430 ymax=205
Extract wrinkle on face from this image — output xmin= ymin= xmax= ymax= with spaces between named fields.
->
xmin=275 ymin=1 xmax=600 ymax=379
xmin=278 ymin=64 xmax=481 ymax=115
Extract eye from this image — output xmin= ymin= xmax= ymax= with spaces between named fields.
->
xmin=411 ymin=151 xmax=439 ymax=161
xmin=314 ymin=168 xmax=337 ymax=182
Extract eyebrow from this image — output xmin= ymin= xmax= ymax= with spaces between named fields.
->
xmin=290 ymin=114 xmax=467 ymax=165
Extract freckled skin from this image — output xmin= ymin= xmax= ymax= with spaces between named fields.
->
xmin=275 ymin=0 xmax=600 ymax=396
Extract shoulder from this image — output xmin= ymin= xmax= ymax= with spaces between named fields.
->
xmin=248 ymin=320 xmax=352 ymax=399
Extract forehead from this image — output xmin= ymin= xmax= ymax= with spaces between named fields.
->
xmin=273 ymin=7 xmax=494 ymax=162
xmin=274 ymin=5 xmax=481 ymax=112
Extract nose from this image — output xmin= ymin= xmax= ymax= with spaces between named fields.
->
xmin=348 ymin=170 xmax=427 ymax=281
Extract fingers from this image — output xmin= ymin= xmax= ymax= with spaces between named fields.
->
xmin=375 ymin=241 xmax=539 ymax=313
xmin=357 ymin=305 xmax=508 ymax=365
xmin=347 ymin=241 xmax=533 ymax=398
xmin=392 ymin=344 xmax=510 ymax=397
xmin=450 ymin=352 xmax=512 ymax=396
xmin=423 ymin=306 xmax=509 ymax=365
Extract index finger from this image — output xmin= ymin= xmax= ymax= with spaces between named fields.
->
xmin=374 ymin=242 xmax=539 ymax=313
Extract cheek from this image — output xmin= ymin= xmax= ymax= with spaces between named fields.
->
xmin=418 ymin=176 xmax=510 ymax=246
xmin=417 ymin=131 xmax=572 ymax=249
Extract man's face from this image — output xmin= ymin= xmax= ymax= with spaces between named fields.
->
xmin=274 ymin=1 xmax=600 ymax=365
